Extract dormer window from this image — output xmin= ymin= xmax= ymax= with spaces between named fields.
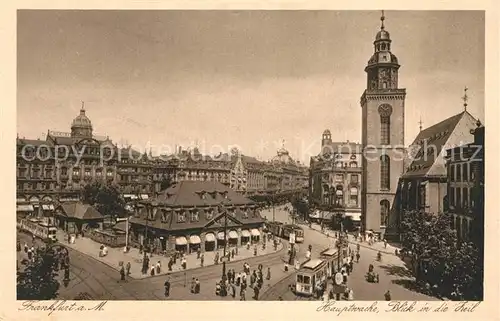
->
xmin=243 ymin=209 xmax=249 ymax=218
xmin=177 ymin=211 xmax=186 ymax=223
xmin=160 ymin=209 xmax=168 ymax=222
xmin=148 ymin=208 xmax=156 ymax=220
xmin=206 ymin=209 xmax=214 ymax=220
xmin=190 ymin=210 xmax=199 ymax=222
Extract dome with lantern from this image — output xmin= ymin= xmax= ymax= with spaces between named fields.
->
xmin=71 ymin=105 xmax=93 ymax=138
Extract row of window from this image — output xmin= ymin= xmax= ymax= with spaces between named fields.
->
xmin=149 ymin=209 xmax=257 ymax=223
xmin=450 ymin=163 xmax=475 ymax=182
xmin=323 ymin=186 xmax=359 ymax=207
xmin=449 ymin=187 xmax=475 ymax=209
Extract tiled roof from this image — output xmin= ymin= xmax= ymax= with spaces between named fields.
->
xmin=58 ymin=202 xmax=104 ymax=220
xmin=403 ymin=111 xmax=475 ymax=178
xmin=130 ymin=203 xmax=263 ymax=232
xmin=152 ymin=181 xmax=254 ymax=207
xmin=16 ymin=138 xmax=48 ymax=147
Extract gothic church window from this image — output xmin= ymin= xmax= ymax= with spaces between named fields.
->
xmin=380 ymin=200 xmax=390 ymax=226
xmin=378 ymin=104 xmax=392 ymax=145
xmin=380 ymin=154 xmax=390 ymax=190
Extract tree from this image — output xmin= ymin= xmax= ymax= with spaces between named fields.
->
xmin=82 ymin=181 xmax=126 ymax=221
xmin=160 ymin=175 xmax=173 ymax=191
xmin=17 ymin=247 xmax=60 ymax=300
xmin=400 ymin=210 xmax=483 ymax=300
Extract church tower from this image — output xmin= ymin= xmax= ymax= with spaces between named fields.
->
xmin=360 ymin=12 xmax=406 ymax=239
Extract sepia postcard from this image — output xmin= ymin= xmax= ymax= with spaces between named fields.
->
xmin=1 ymin=1 xmax=499 ymax=321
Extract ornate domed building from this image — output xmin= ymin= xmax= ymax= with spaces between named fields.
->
xmin=70 ymin=105 xmax=93 ymax=138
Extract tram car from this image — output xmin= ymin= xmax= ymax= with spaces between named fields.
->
xmin=319 ymin=248 xmax=341 ymax=278
xmin=294 ymin=259 xmax=328 ymax=296
xmin=266 ymin=222 xmax=304 ymax=243
xmin=18 ymin=218 xmax=58 ymax=243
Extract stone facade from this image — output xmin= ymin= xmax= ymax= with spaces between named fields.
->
xmin=360 ymin=18 xmax=406 ymax=239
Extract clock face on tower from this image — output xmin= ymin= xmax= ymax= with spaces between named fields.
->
xmin=378 ymin=104 xmax=393 ymax=117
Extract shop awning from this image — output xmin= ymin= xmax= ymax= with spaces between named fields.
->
xmin=217 ymin=232 xmax=225 ymax=240
xmin=175 ymin=236 xmax=188 ymax=246
xmin=251 ymin=229 xmax=261 ymax=236
xmin=228 ymin=231 xmax=238 ymax=239
xmin=42 ymin=204 xmax=55 ymax=211
xmin=346 ymin=213 xmax=361 ymax=221
xmin=205 ymin=233 xmax=216 ymax=242
xmin=241 ymin=230 xmax=251 ymax=237
xmin=190 ymin=235 xmax=201 ymax=244
xmin=17 ymin=204 xmax=34 ymax=212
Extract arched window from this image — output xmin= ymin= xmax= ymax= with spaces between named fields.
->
xmin=378 ymin=104 xmax=392 ymax=145
xmin=380 ymin=200 xmax=390 ymax=226
xmin=380 ymin=155 xmax=390 ymax=190
xmin=349 ymin=161 xmax=357 ymax=168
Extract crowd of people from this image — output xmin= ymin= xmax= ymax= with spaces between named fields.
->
xmin=215 ymin=262 xmax=272 ymax=300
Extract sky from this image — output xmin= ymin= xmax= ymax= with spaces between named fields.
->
xmin=17 ymin=10 xmax=485 ymax=164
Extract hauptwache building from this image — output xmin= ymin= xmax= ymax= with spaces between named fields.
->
xmin=129 ymin=180 xmax=265 ymax=254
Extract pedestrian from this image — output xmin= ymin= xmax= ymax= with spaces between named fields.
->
xmin=284 ymin=262 xmax=288 ymax=272
xmin=250 ymin=271 xmax=256 ymax=288
xmin=120 ymin=266 xmax=126 ymax=281
xmin=191 ymin=277 xmax=196 ymax=293
xmin=266 ymin=267 xmax=271 ymax=280
xmin=195 ymin=278 xmax=200 ymax=294
xmin=164 ymin=278 xmax=171 ymax=297
xmin=236 ymin=272 xmax=241 ymax=286
xmin=197 ymin=247 xmax=201 ymax=259
xmin=139 ymin=244 xmax=143 ymax=254
xmin=150 ymin=264 xmax=155 ymax=276
xmin=27 ymin=248 xmax=32 ymax=260
xmin=254 ymin=245 xmax=257 ymax=256
xmin=231 ymin=282 xmax=236 ymax=298
xmin=200 ymin=253 xmax=204 ymax=267
xmin=356 ymin=252 xmax=360 ymax=263
xmin=168 ymin=258 xmax=173 ymax=271
xmin=126 ymin=261 xmax=131 ymax=276
xmin=214 ymin=252 xmax=219 ymax=265
xmin=182 ymin=257 xmax=187 ymax=270
xmin=240 ymin=288 xmax=246 ymax=301
xmin=235 ymin=246 xmax=238 ymax=255
xmin=253 ymin=285 xmax=260 ymax=300
xmin=156 ymin=261 xmax=161 ymax=274
xmin=384 ymin=290 xmax=391 ymax=301
xmin=384 ymin=239 xmax=387 ymax=249
xmin=247 ymin=241 xmax=251 ymax=250
xmin=231 ymin=249 xmax=235 ymax=259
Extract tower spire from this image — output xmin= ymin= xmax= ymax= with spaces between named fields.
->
xmin=462 ymin=86 xmax=469 ymax=112
xmin=381 ymin=10 xmax=385 ymax=30
xmin=418 ymin=117 xmax=423 ymax=132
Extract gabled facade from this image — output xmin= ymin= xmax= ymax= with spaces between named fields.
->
xmin=399 ymin=111 xmax=477 ymax=216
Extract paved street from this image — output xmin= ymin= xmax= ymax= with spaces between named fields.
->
xmin=16 ymin=205 xmax=437 ymax=301
xmin=18 ymin=230 xmax=291 ymax=300
xmin=260 ymin=205 xmax=439 ymax=301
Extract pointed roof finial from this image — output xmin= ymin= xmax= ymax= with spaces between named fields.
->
xmin=419 ymin=117 xmax=423 ymax=132
xmin=80 ymin=100 xmax=86 ymax=115
xmin=381 ymin=10 xmax=385 ymax=30
xmin=462 ymin=86 xmax=469 ymax=112
xmin=282 ymin=139 xmax=285 ymax=148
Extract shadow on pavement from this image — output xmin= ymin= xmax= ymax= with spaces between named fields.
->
xmin=391 ymin=279 xmax=440 ymax=299
xmin=378 ymin=264 xmax=413 ymax=278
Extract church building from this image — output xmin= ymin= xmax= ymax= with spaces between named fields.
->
xmin=360 ymin=13 xmax=406 ymax=240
